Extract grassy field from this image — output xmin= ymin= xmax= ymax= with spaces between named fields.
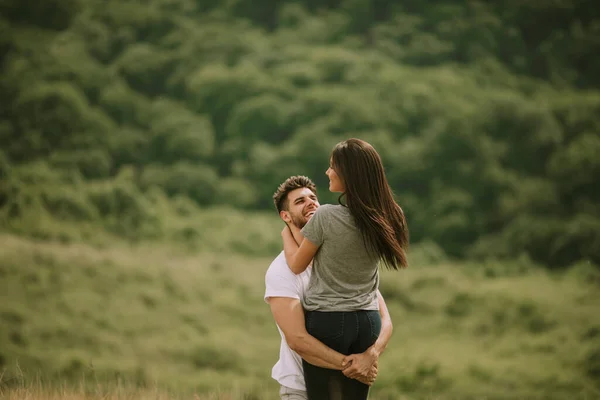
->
xmin=0 ymin=232 xmax=599 ymax=400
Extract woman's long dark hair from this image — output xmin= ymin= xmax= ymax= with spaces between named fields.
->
xmin=332 ymin=138 xmax=409 ymax=270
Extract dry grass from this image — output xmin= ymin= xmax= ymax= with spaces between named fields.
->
xmin=1 ymin=387 xmax=175 ymax=400
xmin=0 ymin=370 xmax=259 ymax=400
xmin=0 ymin=387 xmax=249 ymax=400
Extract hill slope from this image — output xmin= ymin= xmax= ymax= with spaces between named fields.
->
xmin=1 ymin=234 xmax=599 ymax=399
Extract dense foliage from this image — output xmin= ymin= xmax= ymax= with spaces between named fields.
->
xmin=1 ymin=0 xmax=598 ymax=267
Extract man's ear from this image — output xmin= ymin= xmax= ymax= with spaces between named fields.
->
xmin=280 ymin=210 xmax=292 ymax=224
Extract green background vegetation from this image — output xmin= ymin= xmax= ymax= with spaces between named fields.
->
xmin=1 ymin=235 xmax=599 ymax=399
xmin=1 ymin=0 xmax=599 ymax=267
xmin=1 ymin=0 xmax=599 ymax=398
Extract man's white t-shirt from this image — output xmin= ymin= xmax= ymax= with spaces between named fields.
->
xmin=264 ymin=251 xmax=311 ymax=391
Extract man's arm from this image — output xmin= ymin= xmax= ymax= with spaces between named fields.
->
xmin=342 ymin=290 xmax=393 ymax=380
xmin=269 ymin=296 xmax=345 ymax=370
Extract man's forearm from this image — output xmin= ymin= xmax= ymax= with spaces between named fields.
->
xmin=270 ymin=296 xmax=342 ymax=370
xmin=290 ymin=333 xmax=345 ymax=370
xmin=300 ymin=351 xmax=342 ymax=370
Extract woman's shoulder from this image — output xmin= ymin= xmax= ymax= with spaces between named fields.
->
xmin=314 ymin=204 xmax=349 ymax=219
xmin=316 ymin=203 xmax=346 ymax=214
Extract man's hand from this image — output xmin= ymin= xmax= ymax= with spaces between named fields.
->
xmin=342 ymin=346 xmax=379 ymax=381
xmin=352 ymin=361 xmax=378 ymax=386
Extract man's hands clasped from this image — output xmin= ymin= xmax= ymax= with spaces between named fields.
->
xmin=341 ymin=346 xmax=380 ymax=386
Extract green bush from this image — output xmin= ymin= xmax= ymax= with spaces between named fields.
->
xmin=87 ymin=175 xmax=161 ymax=237
xmin=139 ymin=162 xmax=218 ymax=206
xmin=215 ymin=177 xmax=260 ymax=209
xmin=147 ymin=98 xmax=215 ymax=163
xmin=41 ymin=187 xmax=99 ymax=221
xmin=98 ymin=82 xmax=152 ymax=126
xmin=49 ymin=150 xmax=112 ymax=179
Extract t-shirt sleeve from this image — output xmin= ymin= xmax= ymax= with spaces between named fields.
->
xmin=264 ymin=266 xmax=300 ymax=304
xmin=301 ymin=205 xmax=328 ymax=247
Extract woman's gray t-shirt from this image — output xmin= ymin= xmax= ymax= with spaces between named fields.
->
xmin=300 ymin=204 xmax=379 ymax=312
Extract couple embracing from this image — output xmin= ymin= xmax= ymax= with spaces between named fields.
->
xmin=265 ymin=138 xmax=409 ymax=400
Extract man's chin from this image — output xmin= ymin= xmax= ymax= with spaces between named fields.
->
xmin=291 ymin=219 xmax=307 ymax=229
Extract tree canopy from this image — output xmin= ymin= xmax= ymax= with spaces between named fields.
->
xmin=1 ymin=0 xmax=598 ymax=268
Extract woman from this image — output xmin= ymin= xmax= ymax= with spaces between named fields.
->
xmin=281 ymin=138 xmax=409 ymax=400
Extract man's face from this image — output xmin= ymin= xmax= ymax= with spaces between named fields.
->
xmin=282 ymin=187 xmax=319 ymax=229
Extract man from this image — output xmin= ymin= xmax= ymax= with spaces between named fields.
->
xmin=265 ymin=176 xmax=394 ymax=399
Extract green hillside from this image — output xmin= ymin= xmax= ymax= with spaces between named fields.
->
xmin=1 ymin=234 xmax=599 ymax=399
xmin=1 ymin=2 xmax=599 ymax=398
xmin=1 ymin=0 xmax=599 ymax=268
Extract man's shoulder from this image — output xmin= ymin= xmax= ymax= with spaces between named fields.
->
xmin=266 ymin=252 xmax=310 ymax=281
xmin=265 ymin=252 xmax=310 ymax=302
xmin=266 ymin=252 xmax=293 ymax=277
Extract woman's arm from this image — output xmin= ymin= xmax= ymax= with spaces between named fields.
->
xmin=281 ymin=226 xmax=319 ymax=274
xmin=371 ymin=290 xmax=393 ymax=356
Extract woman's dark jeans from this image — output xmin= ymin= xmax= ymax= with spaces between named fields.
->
xmin=303 ymin=310 xmax=382 ymax=400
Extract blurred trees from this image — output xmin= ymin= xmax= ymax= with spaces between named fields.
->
xmin=0 ymin=0 xmax=598 ymax=268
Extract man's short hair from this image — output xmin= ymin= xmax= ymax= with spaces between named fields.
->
xmin=273 ymin=176 xmax=317 ymax=213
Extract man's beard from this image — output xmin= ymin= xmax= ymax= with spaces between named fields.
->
xmin=290 ymin=212 xmax=308 ymax=229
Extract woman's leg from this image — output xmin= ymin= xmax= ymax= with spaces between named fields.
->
xmin=302 ymin=359 xmax=344 ymax=400
xmin=342 ymin=310 xmax=382 ymax=400
xmin=303 ymin=311 xmax=350 ymax=400
xmin=303 ymin=311 xmax=382 ymax=400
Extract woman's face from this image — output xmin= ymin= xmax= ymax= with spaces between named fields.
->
xmin=326 ymin=160 xmax=345 ymax=193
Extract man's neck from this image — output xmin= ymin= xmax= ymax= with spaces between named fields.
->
xmin=289 ymin=225 xmax=304 ymax=246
